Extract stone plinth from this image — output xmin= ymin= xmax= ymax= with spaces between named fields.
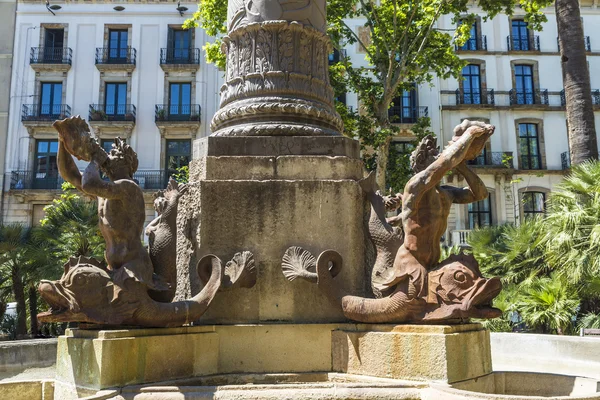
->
xmin=176 ymin=136 xmax=367 ymax=324
xmin=51 ymin=323 xmax=493 ymax=399
xmin=332 ymin=324 xmax=492 ymax=384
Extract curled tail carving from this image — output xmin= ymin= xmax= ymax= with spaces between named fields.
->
xmin=283 ymin=247 xmax=421 ymax=323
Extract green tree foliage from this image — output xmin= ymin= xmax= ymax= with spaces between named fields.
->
xmin=185 ymin=0 xmax=553 ymax=190
xmin=468 ymin=161 xmax=600 ymax=334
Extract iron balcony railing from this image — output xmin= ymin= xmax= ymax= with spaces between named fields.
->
xmin=22 ymin=104 xmax=71 ymax=121
xmin=160 ymin=48 xmax=200 ymax=65
xmin=561 ymin=152 xmax=571 ymax=170
xmin=560 ymin=89 xmax=600 ymax=106
xmin=89 ymin=104 xmax=136 ymax=122
xmin=11 ymin=170 xmax=64 ymax=190
xmin=456 ymin=35 xmax=487 ymax=51
xmin=155 ymin=104 xmax=201 ymax=122
xmin=507 ymin=35 xmax=540 ymax=51
xmin=455 ymin=89 xmax=495 ymax=105
xmin=388 ymin=106 xmax=428 ymax=124
xmin=10 ymin=170 xmax=170 ymax=190
xmin=509 ymin=89 xmax=549 ymax=105
xmin=95 ymin=47 xmax=137 ymax=65
xmin=30 ymin=47 xmax=73 ymax=65
xmin=557 ymin=36 xmax=591 ymax=52
xmin=468 ymin=151 xmax=514 ymax=168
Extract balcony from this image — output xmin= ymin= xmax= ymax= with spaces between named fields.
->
xmin=509 ymin=89 xmax=549 ymax=106
xmin=160 ymin=48 xmax=200 ymax=72
xmin=388 ymin=106 xmax=428 ymax=124
xmin=22 ymin=104 xmax=71 ymax=122
xmin=561 ymin=152 xmax=571 ymax=170
xmin=557 ymin=36 xmax=591 ymax=52
xmin=451 ymin=230 xmax=471 ymax=247
xmin=10 ymin=170 xmax=167 ymax=191
xmin=30 ymin=47 xmax=72 ymax=72
xmin=455 ymin=89 xmax=495 ymax=106
xmin=88 ymin=104 xmax=136 ymax=138
xmin=507 ymin=35 xmax=540 ymax=51
xmin=468 ymin=151 xmax=514 ymax=169
xmin=11 ymin=170 xmax=64 ymax=190
xmin=155 ymin=105 xmax=201 ymax=137
xmin=95 ymin=47 xmax=136 ymax=72
xmin=455 ymin=36 xmax=487 ymax=51
xmin=560 ymin=89 xmax=600 ymax=106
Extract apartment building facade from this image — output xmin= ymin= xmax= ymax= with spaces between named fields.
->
xmin=5 ymin=1 xmax=600 ymax=246
xmin=0 ymin=0 xmax=17 ymax=224
xmin=5 ymin=0 xmax=221 ymax=226
xmin=341 ymin=5 xmax=600 ymax=247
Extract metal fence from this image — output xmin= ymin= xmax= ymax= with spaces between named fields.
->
xmin=160 ymin=48 xmax=200 ymax=65
xmin=30 ymin=47 xmax=72 ymax=65
xmin=155 ymin=104 xmax=201 ymax=122
xmin=21 ymin=104 xmax=71 ymax=121
xmin=89 ymin=104 xmax=137 ymax=122
xmin=95 ymin=47 xmax=137 ymax=65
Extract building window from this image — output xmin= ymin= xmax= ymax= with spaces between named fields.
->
xmin=389 ymin=86 xmax=417 ymax=123
xmin=518 ymin=123 xmax=542 ymax=170
xmin=468 ymin=146 xmax=488 ymax=166
xmin=511 ymin=20 xmax=530 ymax=50
xmin=468 ymin=194 xmax=492 ymax=229
xmin=105 ymin=82 xmax=127 ymax=116
xmin=514 ymin=64 xmax=534 ymax=105
xmin=168 ymin=28 xmax=191 ymax=62
xmin=523 ymin=191 xmax=545 ymax=218
xmin=44 ymin=28 xmax=64 ymax=62
xmin=34 ymin=140 xmax=59 ymax=189
xmin=165 ymin=140 xmax=191 ymax=181
xmin=461 ymin=64 xmax=481 ymax=104
xmin=460 ymin=22 xmax=478 ymax=51
xmin=169 ymin=83 xmax=192 ymax=119
xmin=40 ymin=82 xmax=63 ymax=117
xmin=108 ymin=29 xmax=128 ymax=62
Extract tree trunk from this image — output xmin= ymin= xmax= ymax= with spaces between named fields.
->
xmin=556 ymin=0 xmax=598 ymax=164
xmin=28 ymin=285 xmax=38 ymax=336
xmin=375 ymin=137 xmax=391 ymax=191
xmin=10 ymin=265 xmax=27 ymax=337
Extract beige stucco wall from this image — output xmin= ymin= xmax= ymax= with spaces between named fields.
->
xmin=0 ymin=0 xmax=16 ymax=214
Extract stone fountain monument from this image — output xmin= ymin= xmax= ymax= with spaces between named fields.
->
xmin=34 ymin=0 xmax=506 ymax=398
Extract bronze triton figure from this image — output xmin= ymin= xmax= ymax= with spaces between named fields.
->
xmin=37 ymin=116 xmax=255 ymax=327
xmin=282 ymin=120 xmax=502 ymax=323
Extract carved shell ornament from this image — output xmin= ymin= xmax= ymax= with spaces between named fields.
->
xmin=281 ymin=246 xmax=341 ymax=283
xmin=199 ymin=251 xmax=257 ymax=291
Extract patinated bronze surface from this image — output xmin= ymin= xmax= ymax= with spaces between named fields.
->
xmin=37 ymin=116 xmax=255 ymax=327
xmin=282 ymin=120 xmax=502 ymax=323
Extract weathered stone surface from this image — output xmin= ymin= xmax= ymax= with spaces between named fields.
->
xmin=0 ymin=380 xmax=54 ymax=400
xmin=332 ymin=323 xmax=492 ymax=383
xmin=0 ymin=339 xmax=57 ymax=375
xmin=178 ymin=177 xmax=367 ymax=323
xmin=54 ymin=327 xmax=219 ymax=399
xmin=194 ymin=136 xmax=360 ymax=158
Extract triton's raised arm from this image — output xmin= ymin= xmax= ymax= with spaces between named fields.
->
xmin=445 ymin=162 xmax=489 ymax=204
xmin=402 ymin=124 xmax=490 ymax=211
xmin=57 ymin=141 xmax=83 ymax=192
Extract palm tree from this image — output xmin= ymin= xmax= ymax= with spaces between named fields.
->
xmin=542 ymin=161 xmax=600 ymax=284
xmin=518 ymin=275 xmax=580 ymax=335
xmin=0 ymin=224 xmax=33 ymax=337
xmin=556 ymin=0 xmax=598 ymax=164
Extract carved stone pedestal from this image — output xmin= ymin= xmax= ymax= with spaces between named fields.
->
xmin=51 ymin=323 xmax=492 ymax=400
xmin=176 ymin=135 xmax=368 ymax=323
xmin=332 ymin=324 xmax=493 ymax=384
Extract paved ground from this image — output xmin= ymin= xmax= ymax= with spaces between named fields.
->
xmin=0 ymin=366 xmax=55 ymax=382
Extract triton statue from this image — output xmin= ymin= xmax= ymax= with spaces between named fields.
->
xmin=37 ymin=116 xmax=255 ymax=327
xmin=282 ymin=120 xmax=502 ymax=323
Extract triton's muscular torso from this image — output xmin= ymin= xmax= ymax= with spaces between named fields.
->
xmin=401 ymin=185 xmax=453 ymax=270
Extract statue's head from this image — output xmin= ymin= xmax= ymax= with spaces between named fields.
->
xmin=427 ymin=252 xmax=502 ymax=318
xmin=153 ymin=190 xmax=167 ymax=215
xmin=410 ymin=135 xmax=439 ymax=173
xmin=103 ymin=138 xmax=138 ymax=180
